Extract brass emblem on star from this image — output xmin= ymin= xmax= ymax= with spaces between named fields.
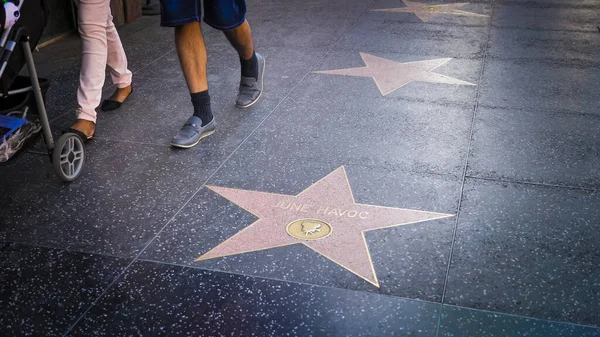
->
xmin=286 ymin=219 xmax=333 ymax=240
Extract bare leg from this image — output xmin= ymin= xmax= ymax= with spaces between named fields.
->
xmin=175 ymin=21 xmax=208 ymax=93
xmin=223 ymin=20 xmax=263 ymax=108
xmin=223 ymin=20 xmax=254 ymax=60
xmin=169 ymin=21 xmax=215 ymax=148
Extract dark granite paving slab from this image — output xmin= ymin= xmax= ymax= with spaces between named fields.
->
xmin=486 ymin=27 xmax=598 ymax=67
xmin=0 ymin=243 xmax=129 ymax=337
xmin=467 ymin=107 xmax=600 ymax=189
xmin=68 ymin=261 xmax=441 ymax=337
xmin=247 ymin=1 xmax=372 ymax=49
xmin=0 ymin=139 xmax=224 ymax=257
xmin=500 ymin=0 xmax=599 ymax=5
xmin=142 ymin=157 xmax=459 ymax=301
xmin=478 ymin=59 xmax=600 ymax=115
xmin=439 ymin=305 xmax=600 ymax=337
xmin=343 ymin=8 xmax=490 ymax=58
xmin=481 ymin=7 xmax=598 ymax=115
xmin=445 ymin=178 xmax=600 ymax=326
xmin=492 ymin=0 xmax=599 ymax=33
xmin=236 ymin=75 xmax=474 ymax=175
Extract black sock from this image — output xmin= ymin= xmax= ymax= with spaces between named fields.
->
xmin=191 ymin=90 xmax=213 ymax=126
xmin=240 ymin=51 xmax=258 ymax=79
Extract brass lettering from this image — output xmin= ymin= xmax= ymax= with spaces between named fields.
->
xmin=277 ymin=203 xmax=365 ymax=219
xmin=301 ymin=204 xmax=313 ymax=213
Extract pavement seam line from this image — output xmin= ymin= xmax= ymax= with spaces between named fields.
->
xmin=435 ymin=1 xmax=495 ymax=335
xmin=466 ymin=175 xmax=598 ymax=192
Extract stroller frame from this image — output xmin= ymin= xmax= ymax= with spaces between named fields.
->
xmin=0 ymin=26 xmax=54 ymax=151
xmin=0 ymin=1 xmax=86 ymax=181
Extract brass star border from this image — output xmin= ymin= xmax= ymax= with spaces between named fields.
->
xmin=196 ymin=167 xmax=454 ymax=287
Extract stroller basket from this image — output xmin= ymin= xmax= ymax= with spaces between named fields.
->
xmin=0 ymin=76 xmax=49 ymax=159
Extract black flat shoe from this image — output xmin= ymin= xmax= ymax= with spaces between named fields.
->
xmin=63 ymin=127 xmax=94 ymax=142
xmin=100 ymin=87 xmax=133 ymax=112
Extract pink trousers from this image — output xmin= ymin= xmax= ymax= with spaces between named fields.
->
xmin=76 ymin=0 xmax=132 ymax=123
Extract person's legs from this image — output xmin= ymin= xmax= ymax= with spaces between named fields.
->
xmin=160 ymin=0 xmax=215 ymax=148
xmin=159 ymin=0 xmax=264 ymax=148
xmin=223 ymin=20 xmax=254 ymax=61
xmin=171 ymin=22 xmax=215 ymax=148
xmin=103 ymin=8 xmax=133 ymax=108
xmin=175 ymin=21 xmax=209 ymax=95
xmin=72 ymin=0 xmax=113 ymax=137
xmin=204 ymin=0 xmax=264 ymax=108
xmin=224 ymin=20 xmax=263 ymax=89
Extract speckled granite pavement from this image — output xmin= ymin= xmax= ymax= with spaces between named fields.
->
xmin=1 ymin=0 xmax=599 ymax=336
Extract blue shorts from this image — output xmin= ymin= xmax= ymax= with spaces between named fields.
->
xmin=159 ymin=0 xmax=246 ymax=30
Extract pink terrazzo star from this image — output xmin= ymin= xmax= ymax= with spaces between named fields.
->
xmin=372 ymin=0 xmax=488 ymax=22
xmin=314 ymin=52 xmax=475 ymax=96
xmin=197 ymin=167 xmax=453 ymax=287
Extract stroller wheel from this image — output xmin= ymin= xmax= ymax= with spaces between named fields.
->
xmin=53 ymin=133 xmax=85 ymax=182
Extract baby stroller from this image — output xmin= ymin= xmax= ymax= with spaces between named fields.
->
xmin=0 ymin=0 xmax=85 ymax=182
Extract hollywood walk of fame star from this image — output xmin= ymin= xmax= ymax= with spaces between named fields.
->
xmin=196 ymin=167 xmax=453 ymax=287
xmin=314 ymin=52 xmax=475 ymax=96
xmin=372 ymin=0 xmax=488 ymax=22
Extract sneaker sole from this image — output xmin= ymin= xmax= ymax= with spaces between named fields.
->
xmin=236 ymin=57 xmax=266 ymax=109
xmin=170 ymin=129 xmax=215 ymax=149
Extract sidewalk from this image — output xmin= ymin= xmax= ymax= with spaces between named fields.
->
xmin=1 ymin=0 xmax=599 ymax=336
